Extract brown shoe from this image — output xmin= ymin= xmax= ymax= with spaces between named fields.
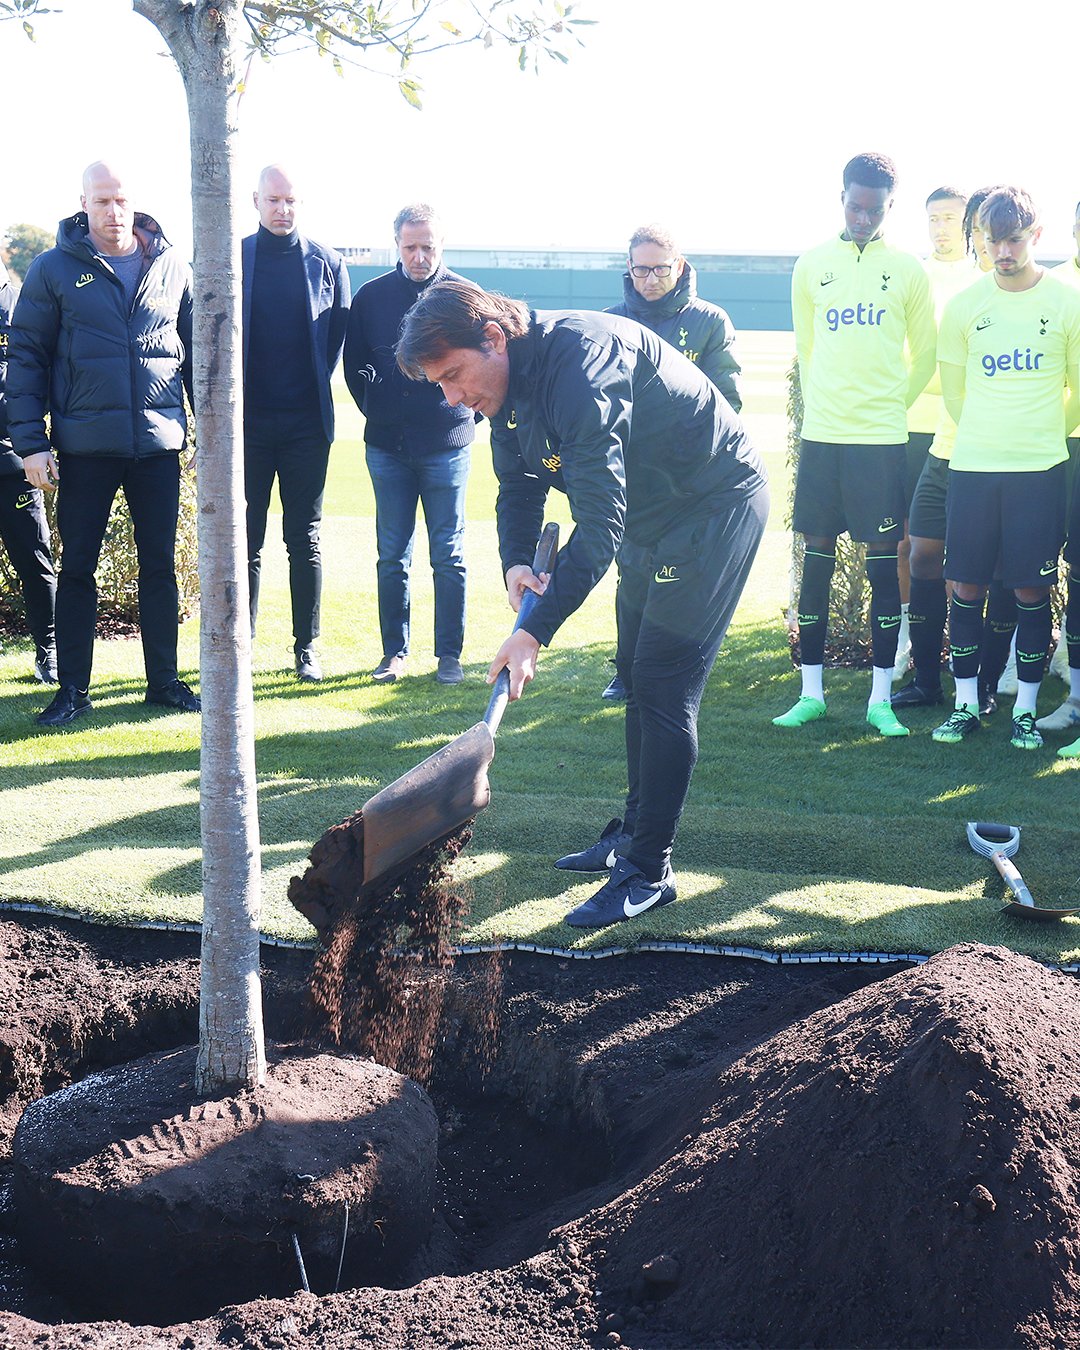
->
xmin=371 ymin=655 xmax=406 ymax=683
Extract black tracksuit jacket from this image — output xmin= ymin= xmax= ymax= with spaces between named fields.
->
xmin=491 ymin=310 xmax=765 ymax=648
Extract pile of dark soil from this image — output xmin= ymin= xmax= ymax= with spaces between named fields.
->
xmin=0 ymin=917 xmax=1078 ymax=1347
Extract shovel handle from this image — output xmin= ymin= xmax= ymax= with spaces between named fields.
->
xmin=991 ymin=851 xmax=1036 ymax=908
xmin=484 ymin=523 xmax=559 ymax=735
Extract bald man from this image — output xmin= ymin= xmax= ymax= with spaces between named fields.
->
xmin=242 ymin=165 xmax=350 ymax=682
xmin=8 ymin=161 xmax=198 ymax=727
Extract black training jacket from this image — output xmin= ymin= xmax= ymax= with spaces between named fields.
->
xmin=607 ymin=262 xmax=743 ymax=412
xmin=8 ymin=212 xmax=193 ymax=460
xmin=0 ymin=275 xmax=21 ymax=475
xmin=491 ymin=310 xmax=766 ymax=648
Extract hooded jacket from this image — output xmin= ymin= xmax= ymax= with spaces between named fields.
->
xmin=606 ymin=261 xmax=742 ymax=412
xmin=344 ymin=262 xmax=477 ymax=454
xmin=491 ymin=310 xmax=765 ymax=648
xmin=8 ymin=212 xmax=193 ymax=461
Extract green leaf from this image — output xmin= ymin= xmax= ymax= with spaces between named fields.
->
xmin=398 ymin=78 xmax=422 ymax=109
xmin=440 ymin=19 xmax=462 ymax=35
xmin=517 ymin=43 xmax=527 ymax=70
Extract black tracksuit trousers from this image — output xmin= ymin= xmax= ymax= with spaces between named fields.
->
xmin=614 ymin=484 xmax=769 ymax=880
xmin=0 ymin=471 xmax=55 ymax=654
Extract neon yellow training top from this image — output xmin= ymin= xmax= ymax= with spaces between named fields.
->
xmin=1051 ymin=256 xmax=1080 ymax=290
xmin=792 ymin=234 xmax=936 ymax=445
xmin=908 ymin=254 xmax=981 ymax=435
xmin=938 ymin=270 xmax=1080 ymax=472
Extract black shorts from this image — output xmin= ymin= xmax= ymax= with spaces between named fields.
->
xmin=792 ymin=440 xmax=906 ymax=543
xmin=908 ymin=453 xmax=949 ymax=542
xmin=945 ymin=463 xmax=1067 ymax=590
xmin=1065 ymin=438 xmax=1080 ymax=568
xmin=905 ymin=433 xmax=934 ymax=513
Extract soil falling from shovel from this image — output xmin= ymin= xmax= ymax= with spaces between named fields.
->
xmin=290 ymin=812 xmax=500 ymax=1083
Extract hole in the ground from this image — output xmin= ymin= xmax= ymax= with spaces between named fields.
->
xmin=0 ymin=967 xmax=612 ymax=1327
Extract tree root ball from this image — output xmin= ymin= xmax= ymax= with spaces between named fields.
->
xmin=11 ymin=1043 xmax=438 ymax=1325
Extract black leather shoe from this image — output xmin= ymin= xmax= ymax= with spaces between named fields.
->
xmin=36 ymin=685 xmax=91 ymax=727
xmin=146 ymin=678 xmax=201 ymax=712
xmin=601 ymin=675 xmax=627 ymax=701
xmin=34 ymin=646 xmax=58 ymax=684
xmin=295 ymin=647 xmax=322 ymax=682
xmin=890 ymin=680 xmax=943 ymax=709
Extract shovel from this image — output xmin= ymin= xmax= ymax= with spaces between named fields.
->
xmin=965 ymin=820 xmax=1080 ymax=920
xmin=359 ymin=522 xmax=559 ymax=889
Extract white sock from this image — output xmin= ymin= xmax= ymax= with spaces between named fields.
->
xmin=1071 ymin=669 xmax=1080 ymax=701
xmin=869 ymin=666 xmax=892 ymax=705
xmin=955 ymin=677 xmax=979 ymax=710
xmin=1013 ymin=682 xmax=1038 ymax=715
xmin=800 ymin=664 xmax=824 ymax=702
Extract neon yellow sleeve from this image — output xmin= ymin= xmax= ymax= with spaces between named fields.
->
xmin=940 ymin=362 xmax=966 ymax=426
xmin=791 ymin=261 xmax=814 ymax=378
xmin=904 ymin=266 xmax=936 ymax=408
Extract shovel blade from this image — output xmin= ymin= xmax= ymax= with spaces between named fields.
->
xmin=361 ymin=722 xmax=496 ymax=887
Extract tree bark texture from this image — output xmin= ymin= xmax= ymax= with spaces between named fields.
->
xmin=133 ymin=0 xmax=266 ymax=1094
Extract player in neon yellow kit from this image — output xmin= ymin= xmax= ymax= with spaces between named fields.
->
xmin=932 ymin=187 xmax=1080 ymax=751
xmin=893 ymin=187 xmax=980 ymax=705
xmin=776 ymin=152 xmax=935 ymax=737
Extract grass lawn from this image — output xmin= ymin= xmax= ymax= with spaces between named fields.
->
xmin=1 ymin=330 xmax=1078 ymax=964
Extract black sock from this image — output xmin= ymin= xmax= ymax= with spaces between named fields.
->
xmin=908 ymin=576 xmax=945 ymax=688
xmin=1015 ymin=597 xmax=1051 ymax=685
xmin=797 ymin=550 xmax=835 ymax=667
xmin=978 ymin=582 xmax=1017 ymax=691
xmin=949 ymin=595 xmax=983 ymax=680
xmin=866 ymin=552 xmax=902 ymax=668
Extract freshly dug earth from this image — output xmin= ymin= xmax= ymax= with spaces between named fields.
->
xmin=0 ymin=917 xmax=1078 ymax=1347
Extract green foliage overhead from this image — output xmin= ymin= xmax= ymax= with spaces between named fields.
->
xmin=4 ymin=222 xmax=54 ymax=282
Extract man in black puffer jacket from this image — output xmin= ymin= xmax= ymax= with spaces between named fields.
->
xmin=0 ymin=261 xmax=56 ymax=684
xmin=344 ymin=204 xmax=477 ymax=686
xmin=9 ymin=162 xmax=197 ymax=727
xmin=601 ymin=223 xmax=743 ymax=701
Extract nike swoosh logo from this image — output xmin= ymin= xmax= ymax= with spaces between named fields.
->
xmin=654 ymin=574 xmax=680 ymax=584
xmin=75 ymin=278 xmax=93 ymax=288
xmin=880 ymin=619 xmax=901 ymax=629
xmin=820 ymin=279 xmax=837 ymax=287
xmin=878 ymin=523 xmax=896 ymax=533
xmin=976 ymin=320 xmax=991 ymax=331
xmin=1040 ymin=564 xmax=1058 ymax=576
xmin=15 ymin=496 xmax=32 ymax=509
xmin=1018 ymin=653 xmax=1043 ymax=662
xmin=624 ymin=887 xmax=665 ymax=917
xmin=605 ymin=849 xmax=617 ymax=867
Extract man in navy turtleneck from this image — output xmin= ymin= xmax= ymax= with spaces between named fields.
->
xmin=242 ymin=164 xmax=350 ymax=682
xmin=344 ymin=204 xmax=476 ymax=685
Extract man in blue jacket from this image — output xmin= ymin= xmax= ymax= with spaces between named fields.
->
xmin=243 ymin=165 xmax=350 ymax=682
xmin=0 ymin=261 xmax=56 ymax=685
xmin=397 ymin=282 xmax=768 ymax=928
xmin=9 ymin=162 xmax=197 ymax=728
xmin=344 ymin=204 xmax=476 ymax=686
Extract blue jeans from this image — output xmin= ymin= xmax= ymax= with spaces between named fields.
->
xmin=366 ymin=444 xmax=469 ymax=659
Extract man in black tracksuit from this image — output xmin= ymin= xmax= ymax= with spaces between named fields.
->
xmin=9 ymin=162 xmax=197 ymax=728
xmin=601 ymin=222 xmax=743 ymax=700
xmin=0 ymin=263 xmax=56 ymax=683
xmin=242 ymin=165 xmax=351 ymax=682
xmin=397 ymin=282 xmax=768 ymax=928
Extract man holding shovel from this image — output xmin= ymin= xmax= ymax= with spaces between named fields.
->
xmin=397 ymin=281 xmax=768 ymax=928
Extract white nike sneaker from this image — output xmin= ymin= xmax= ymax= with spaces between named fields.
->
xmin=1035 ymin=697 xmax=1080 ymax=733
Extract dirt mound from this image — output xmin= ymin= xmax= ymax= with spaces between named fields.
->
xmin=581 ymin=943 xmax=1080 ymax=1348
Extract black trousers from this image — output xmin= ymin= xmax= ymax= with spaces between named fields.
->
xmin=614 ymin=485 xmax=769 ymax=880
xmin=55 ymin=454 xmax=181 ymax=690
xmin=0 ymin=472 xmax=56 ymax=653
xmin=245 ymin=416 xmax=330 ymax=651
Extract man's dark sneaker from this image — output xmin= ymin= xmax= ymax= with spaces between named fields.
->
xmin=890 ymin=680 xmax=942 ymax=709
xmin=372 ymin=655 xmax=406 ymax=683
xmin=145 ymin=678 xmax=201 ymax=713
xmin=564 ymin=856 xmax=677 ymax=928
xmin=978 ymin=683 xmax=998 ymax=717
xmin=295 ymin=646 xmax=322 ymax=682
xmin=435 ymin=655 xmax=464 ymax=685
xmin=36 ymin=685 xmax=91 ymax=728
xmin=555 ymin=818 xmax=632 ymax=872
xmin=34 ymin=646 xmax=58 ymax=685
xmin=601 ymin=675 xmax=627 ymax=701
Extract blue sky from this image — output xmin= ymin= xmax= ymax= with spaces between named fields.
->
xmin=4 ymin=0 xmax=1078 ymax=263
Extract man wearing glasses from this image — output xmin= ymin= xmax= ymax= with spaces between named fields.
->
xmin=599 ymin=224 xmax=742 ymax=700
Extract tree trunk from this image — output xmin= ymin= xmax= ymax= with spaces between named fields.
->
xmin=133 ymin=0 xmax=265 ymax=1093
